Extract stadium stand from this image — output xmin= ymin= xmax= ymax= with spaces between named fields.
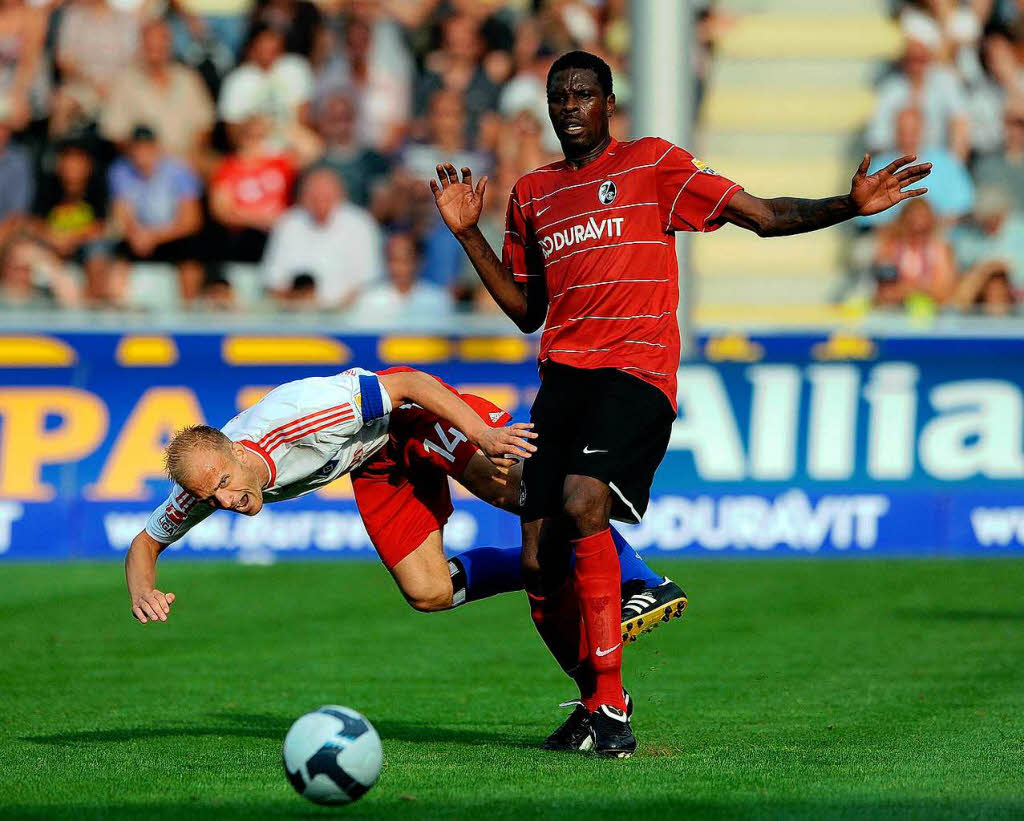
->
xmin=0 ymin=0 xmax=1021 ymax=325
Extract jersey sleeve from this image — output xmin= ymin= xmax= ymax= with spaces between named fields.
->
xmin=145 ymin=485 xmax=213 ymax=545
xmin=655 ymin=139 xmax=743 ymax=234
xmin=502 ymin=188 xmax=543 ymax=283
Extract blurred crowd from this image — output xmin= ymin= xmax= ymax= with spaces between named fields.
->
xmin=2 ymin=0 xmax=1021 ymax=322
xmin=0 ymin=0 xmax=629 ymax=318
xmin=862 ymin=0 xmax=1024 ymax=316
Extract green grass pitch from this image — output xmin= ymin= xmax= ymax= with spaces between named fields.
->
xmin=2 ymin=558 xmax=1023 ymax=820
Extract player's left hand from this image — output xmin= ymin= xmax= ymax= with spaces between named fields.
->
xmin=475 ymin=422 xmax=538 ymax=468
xmin=850 ymin=154 xmax=932 ymax=216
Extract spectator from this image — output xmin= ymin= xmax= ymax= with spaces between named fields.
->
xmin=867 ymin=37 xmax=971 ymax=159
xmin=352 ymin=232 xmax=452 ymax=325
xmin=30 ymin=135 xmax=112 ymax=304
xmin=209 ymin=113 xmax=296 ymax=263
xmin=314 ymin=11 xmax=413 ymax=153
xmin=200 ymin=273 xmax=236 ymax=311
xmin=218 ymin=23 xmax=317 ymax=156
xmin=951 ymin=185 xmax=1024 ymax=312
xmin=498 ymin=17 xmax=561 ymax=154
xmin=52 ymin=0 xmax=138 ymax=136
xmin=873 ymin=198 xmax=958 ymax=308
xmin=315 ymin=90 xmax=391 ymax=208
xmin=416 ymin=14 xmax=502 ymax=141
xmin=860 ymin=107 xmax=974 ymax=228
xmin=109 ymin=125 xmax=205 ymax=304
xmin=400 ymin=88 xmax=490 ymax=183
xmin=167 ymin=0 xmax=248 ymax=75
xmin=0 ymin=232 xmax=79 ymax=308
xmin=261 ymin=166 xmax=383 ymax=309
xmin=0 ymin=117 xmax=31 ymax=242
xmin=247 ymin=0 xmax=321 ymax=59
xmin=396 ymin=89 xmax=491 ymax=292
xmin=0 ymin=0 xmax=48 ymax=130
xmin=102 ymin=18 xmax=215 ymax=171
xmin=982 ymin=28 xmax=1024 ymax=99
xmin=274 ymin=269 xmax=317 ymax=309
xmin=973 ymin=96 xmax=1024 ymax=212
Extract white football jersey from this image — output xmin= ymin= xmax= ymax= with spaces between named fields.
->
xmin=145 ymin=367 xmax=393 ymax=545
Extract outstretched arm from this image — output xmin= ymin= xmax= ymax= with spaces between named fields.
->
xmin=722 ymin=154 xmax=932 ymax=238
xmin=429 ymin=163 xmax=548 ymax=332
xmin=378 ymin=369 xmax=538 ymax=467
xmin=125 ymin=530 xmax=175 ymax=624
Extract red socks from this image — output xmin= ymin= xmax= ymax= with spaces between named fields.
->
xmin=573 ymin=529 xmax=626 ymax=712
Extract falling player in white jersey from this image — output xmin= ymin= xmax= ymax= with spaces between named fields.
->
xmin=125 ymin=366 xmax=686 ymax=641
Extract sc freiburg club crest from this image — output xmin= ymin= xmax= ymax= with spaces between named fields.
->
xmin=598 ymin=180 xmax=617 ymax=205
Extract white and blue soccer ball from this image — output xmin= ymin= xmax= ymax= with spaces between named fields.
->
xmin=282 ymin=705 xmax=383 ymax=805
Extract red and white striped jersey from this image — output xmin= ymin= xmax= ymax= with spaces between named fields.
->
xmin=145 ymin=367 xmax=392 ymax=544
xmin=502 ymin=136 xmax=743 ymax=410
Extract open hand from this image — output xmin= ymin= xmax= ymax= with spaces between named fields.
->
xmin=429 ymin=163 xmax=488 ymax=237
xmin=851 ymin=154 xmax=932 ymax=217
xmin=132 ymin=589 xmax=175 ymax=624
xmin=475 ymin=422 xmax=537 ymax=468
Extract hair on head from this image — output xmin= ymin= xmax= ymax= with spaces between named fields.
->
xmin=164 ymin=424 xmax=232 ymax=486
xmin=547 ymin=50 xmax=613 ymax=97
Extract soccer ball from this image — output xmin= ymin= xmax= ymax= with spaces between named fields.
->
xmin=282 ymin=705 xmax=383 ymax=805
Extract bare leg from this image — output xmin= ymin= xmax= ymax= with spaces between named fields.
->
xmin=388 ymin=529 xmax=454 ymax=612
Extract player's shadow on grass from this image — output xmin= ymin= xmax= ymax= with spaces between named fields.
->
xmin=22 ymin=711 xmax=533 ymax=749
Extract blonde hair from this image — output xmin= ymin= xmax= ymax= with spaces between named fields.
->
xmin=164 ymin=425 xmax=232 ymax=486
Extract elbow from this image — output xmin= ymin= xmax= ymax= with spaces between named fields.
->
xmin=515 ymin=316 xmax=544 ymax=334
xmin=753 ymin=218 xmax=777 ymax=239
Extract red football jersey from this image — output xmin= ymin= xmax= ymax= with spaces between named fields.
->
xmin=502 ymin=137 xmax=742 ymax=410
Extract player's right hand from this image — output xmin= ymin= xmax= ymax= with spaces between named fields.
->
xmin=429 ymin=163 xmax=487 ymax=237
xmin=131 ymin=589 xmax=175 ymax=624
xmin=476 ymin=422 xmax=538 ymax=468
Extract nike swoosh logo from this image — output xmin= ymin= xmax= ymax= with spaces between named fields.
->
xmin=595 ymin=644 xmax=621 ymax=657
xmin=536 ymin=205 xmax=552 ymax=216
xmin=582 ymin=446 xmax=608 ymax=455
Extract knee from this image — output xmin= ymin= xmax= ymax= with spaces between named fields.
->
xmin=403 ymin=578 xmax=453 ymax=612
xmin=562 ymin=477 xmax=612 ymax=536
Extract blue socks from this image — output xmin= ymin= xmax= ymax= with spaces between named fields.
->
xmin=609 ymin=526 xmax=663 ymax=587
xmin=448 ymin=546 xmax=524 ymax=606
xmin=449 ymin=526 xmax=661 ymax=606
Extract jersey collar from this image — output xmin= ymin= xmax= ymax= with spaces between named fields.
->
xmin=563 ymin=137 xmax=618 ymax=173
xmin=239 ymin=439 xmax=276 ymax=488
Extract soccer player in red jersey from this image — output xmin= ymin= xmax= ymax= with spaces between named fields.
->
xmin=431 ymin=51 xmax=932 ymax=757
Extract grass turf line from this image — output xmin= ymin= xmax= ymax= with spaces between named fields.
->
xmin=1 ymin=558 xmax=1022 ymax=820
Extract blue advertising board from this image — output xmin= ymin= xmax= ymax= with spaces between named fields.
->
xmin=0 ymin=330 xmax=1021 ymax=560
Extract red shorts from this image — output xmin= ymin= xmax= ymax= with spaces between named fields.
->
xmin=351 ymin=370 xmax=511 ymax=570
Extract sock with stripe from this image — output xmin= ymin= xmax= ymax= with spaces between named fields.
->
xmin=447 ymin=547 xmax=523 ymax=606
xmin=609 ymin=526 xmax=662 ymax=587
xmin=573 ymin=528 xmax=627 ymax=713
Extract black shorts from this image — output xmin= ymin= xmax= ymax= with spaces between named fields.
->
xmin=520 ymin=362 xmax=676 ymax=524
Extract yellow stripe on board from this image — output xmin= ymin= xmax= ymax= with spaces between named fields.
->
xmin=455 ymin=384 xmax=520 ymax=413
xmin=236 ymin=386 xmax=274 ymax=411
xmin=317 ymin=474 xmax=354 ymax=499
xmin=378 ymin=336 xmax=452 ymax=364
xmin=0 ymin=335 xmax=77 ymax=367
xmin=223 ymin=336 xmax=350 ymax=366
xmin=116 ymin=335 xmax=179 ymax=367
xmin=458 ymin=337 xmax=533 ymax=363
